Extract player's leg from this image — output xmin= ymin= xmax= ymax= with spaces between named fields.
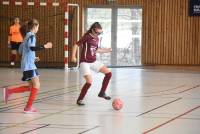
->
xmin=3 ymin=82 xmax=31 ymax=104
xmin=10 ymin=42 xmax=18 ymax=65
xmin=91 ymin=61 xmax=112 ymax=100
xmin=96 ymin=64 xmax=112 ymax=100
xmin=77 ymin=63 xmax=93 ymax=105
xmin=23 ymin=70 xmax=40 ymax=113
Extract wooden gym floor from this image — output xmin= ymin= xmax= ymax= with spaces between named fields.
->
xmin=0 ymin=67 xmax=200 ymax=134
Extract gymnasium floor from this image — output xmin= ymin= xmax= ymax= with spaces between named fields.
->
xmin=0 ymin=67 xmax=200 ymax=134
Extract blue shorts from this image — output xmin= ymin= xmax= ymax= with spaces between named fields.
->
xmin=21 ymin=69 xmax=39 ymax=81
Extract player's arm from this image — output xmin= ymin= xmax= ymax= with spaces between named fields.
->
xmin=71 ymin=34 xmax=88 ymax=63
xmin=29 ymin=42 xmax=52 ymax=51
xmin=97 ymin=48 xmax=112 ymax=53
xmin=8 ymin=35 xmax=11 ymax=45
xmin=30 ymin=46 xmax=45 ymax=51
xmin=8 ymin=27 xmax=12 ymax=45
xmin=71 ymin=44 xmax=78 ymax=63
xmin=28 ymin=35 xmax=52 ymax=51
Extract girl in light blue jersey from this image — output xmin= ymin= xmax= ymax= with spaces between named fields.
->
xmin=3 ymin=19 xmax=52 ymax=113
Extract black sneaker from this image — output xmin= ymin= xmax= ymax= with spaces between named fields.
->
xmin=98 ymin=92 xmax=111 ymax=100
xmin=76 ymin=100 xmax=85 ymax=106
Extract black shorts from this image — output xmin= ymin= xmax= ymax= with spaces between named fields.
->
xmin=10 ymin=41 xmax=21 ymax=50
xmin=21 ymin=70 xmax=40 ymax=81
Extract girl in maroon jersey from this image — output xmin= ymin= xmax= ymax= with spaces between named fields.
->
xmin=71 ymin=22 xmax=112 ymax=105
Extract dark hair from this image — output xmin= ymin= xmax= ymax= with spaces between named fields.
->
xmin=87 ymin=22 xmax=102 ymax=33
xmin=20 ymin=21 xmax=28 ymax=38
xmin=27 ymin=19 xmax=39 ymax=31
xmin=11 ymin=17 xmax=20 ymax=25
xmin=20 ymin=19 xmax=39 ymax=37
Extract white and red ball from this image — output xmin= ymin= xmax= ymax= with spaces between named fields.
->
xmin=112 ymin=98 xmax=123 ymax=110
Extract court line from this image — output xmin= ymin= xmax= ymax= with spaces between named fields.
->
xmin=3 ymin=123 xmax=99 ymax=132
xmin=0 ymin=106 xmax=78 ymax=131
xmin=141 ymin=84 xmax=200 ymax=97
xmin=0 ymin=124 xmax=98 ymax=131
xmin=0 ymin=73 xmax=133 ymax=110
xmin=20 ymin=124 xmax=50 ymax=134
xmin=0 ymin=84 xmax=81 ymax=104
xmin=78 ymin=126 xmax=100 ymax=134
xmin=0 ymin=76 xmax=127 ymax=111
xmin=0 ymin=122 xmax=92 ymax=127
xmin=142 ymin=105 xmax=200 ymax=134
xmin=0 ymin=89 xmax=78 ymax=112
xmin=179 ymin=85 xmax=200 ymax=93
xmin=0 ymin=88 xmax=78 ymax=109
xmin=141 ymin=85 xmax=185 ymax=94
xmin=0 ymin=72 xmax=130 ymax=105
xmin=0 ymin=69 xmax=133 ymax=105
xmin=139 ymin=116 xmax=200 ymax=121
xmin=0 ymin=84 xmax=80 ymax=109
xmin=136 ymin=98 xmax=182 ymax=117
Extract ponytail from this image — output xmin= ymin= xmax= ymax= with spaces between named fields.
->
xmin=20 ymin=22 xmax=28 ymax=38
xmin=19 ymin=19 xmax=39 ymax=38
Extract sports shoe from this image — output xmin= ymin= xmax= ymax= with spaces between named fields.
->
xmin=3 ymin=88 xmax=10 ymax=104
xmin=10 ymin=62 xmax=15 ymax=66
xmin=23 ymin=107 xmax=38 ymax=114
xmin=76 ymin=100 xmax=85 ymax=106
xmin=98 ymin=92 xmax=111 ymax=100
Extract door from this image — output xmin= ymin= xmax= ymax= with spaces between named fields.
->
xmin=86 ymin=7 xmax=142 ymax=67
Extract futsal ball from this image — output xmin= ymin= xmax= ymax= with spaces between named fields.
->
xmin=112 ymin=98 xmax=123 ymax=110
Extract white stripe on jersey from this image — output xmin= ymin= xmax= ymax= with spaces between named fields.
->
xmin=84 ymin=42 xmax=88 ymax=60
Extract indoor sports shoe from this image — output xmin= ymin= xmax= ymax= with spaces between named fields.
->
xmin=76 ymin=100 xmax=85 ymax=106
xmin=98 ymin=92 xmax=111 ymax=100
xmin=3 ymin=88 xmax=10 ymax=104
xmin=23 ymin=107 xmax=38 ymax=114
xmin=10 ymin=62 xmax=15 ymax=66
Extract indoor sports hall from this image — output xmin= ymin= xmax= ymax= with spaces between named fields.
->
xmin=0 ymin=0 xmax=200 ymax=134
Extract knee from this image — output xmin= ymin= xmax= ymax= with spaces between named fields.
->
xmin=86 ymin=80 xmax=93 ymax=85
xmin=33 ymin=82 xmax=40 ymax=89
xmin=27 ymin=81 xmax=32 ymax=87
xmin=85 ymin=77 xmax=93 ymax=84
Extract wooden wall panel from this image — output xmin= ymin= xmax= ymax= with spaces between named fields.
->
xmin=0 ymin=3 xmax=64 ymax=67
xmin=142 ymin=0 xmax=200 ymax=65
xmin=0 ymin=0 xmax=200 ymax=67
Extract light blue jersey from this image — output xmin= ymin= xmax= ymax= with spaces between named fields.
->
xmin=19 ymin=32 xmax=37 ymax=71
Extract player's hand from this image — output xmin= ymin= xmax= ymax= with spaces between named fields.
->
xmin=35 ymin=57 xmax=40 ymax=62
xmin=71 ymin=56 xmax=77 ymax=63
xmin=44 ymin=42 xmax=53 ymax=49
xmin=8 ymin=41 xmax=11 ymax=48
xmin=8 ymin=44 xmax=11 ymax=48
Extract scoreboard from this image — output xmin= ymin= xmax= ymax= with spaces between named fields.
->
xmin=189 ymin=0 xmax=200 ymax=16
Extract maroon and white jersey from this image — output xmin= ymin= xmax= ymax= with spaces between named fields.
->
xmin=76 ymin=33 xmax=99 ymax=63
